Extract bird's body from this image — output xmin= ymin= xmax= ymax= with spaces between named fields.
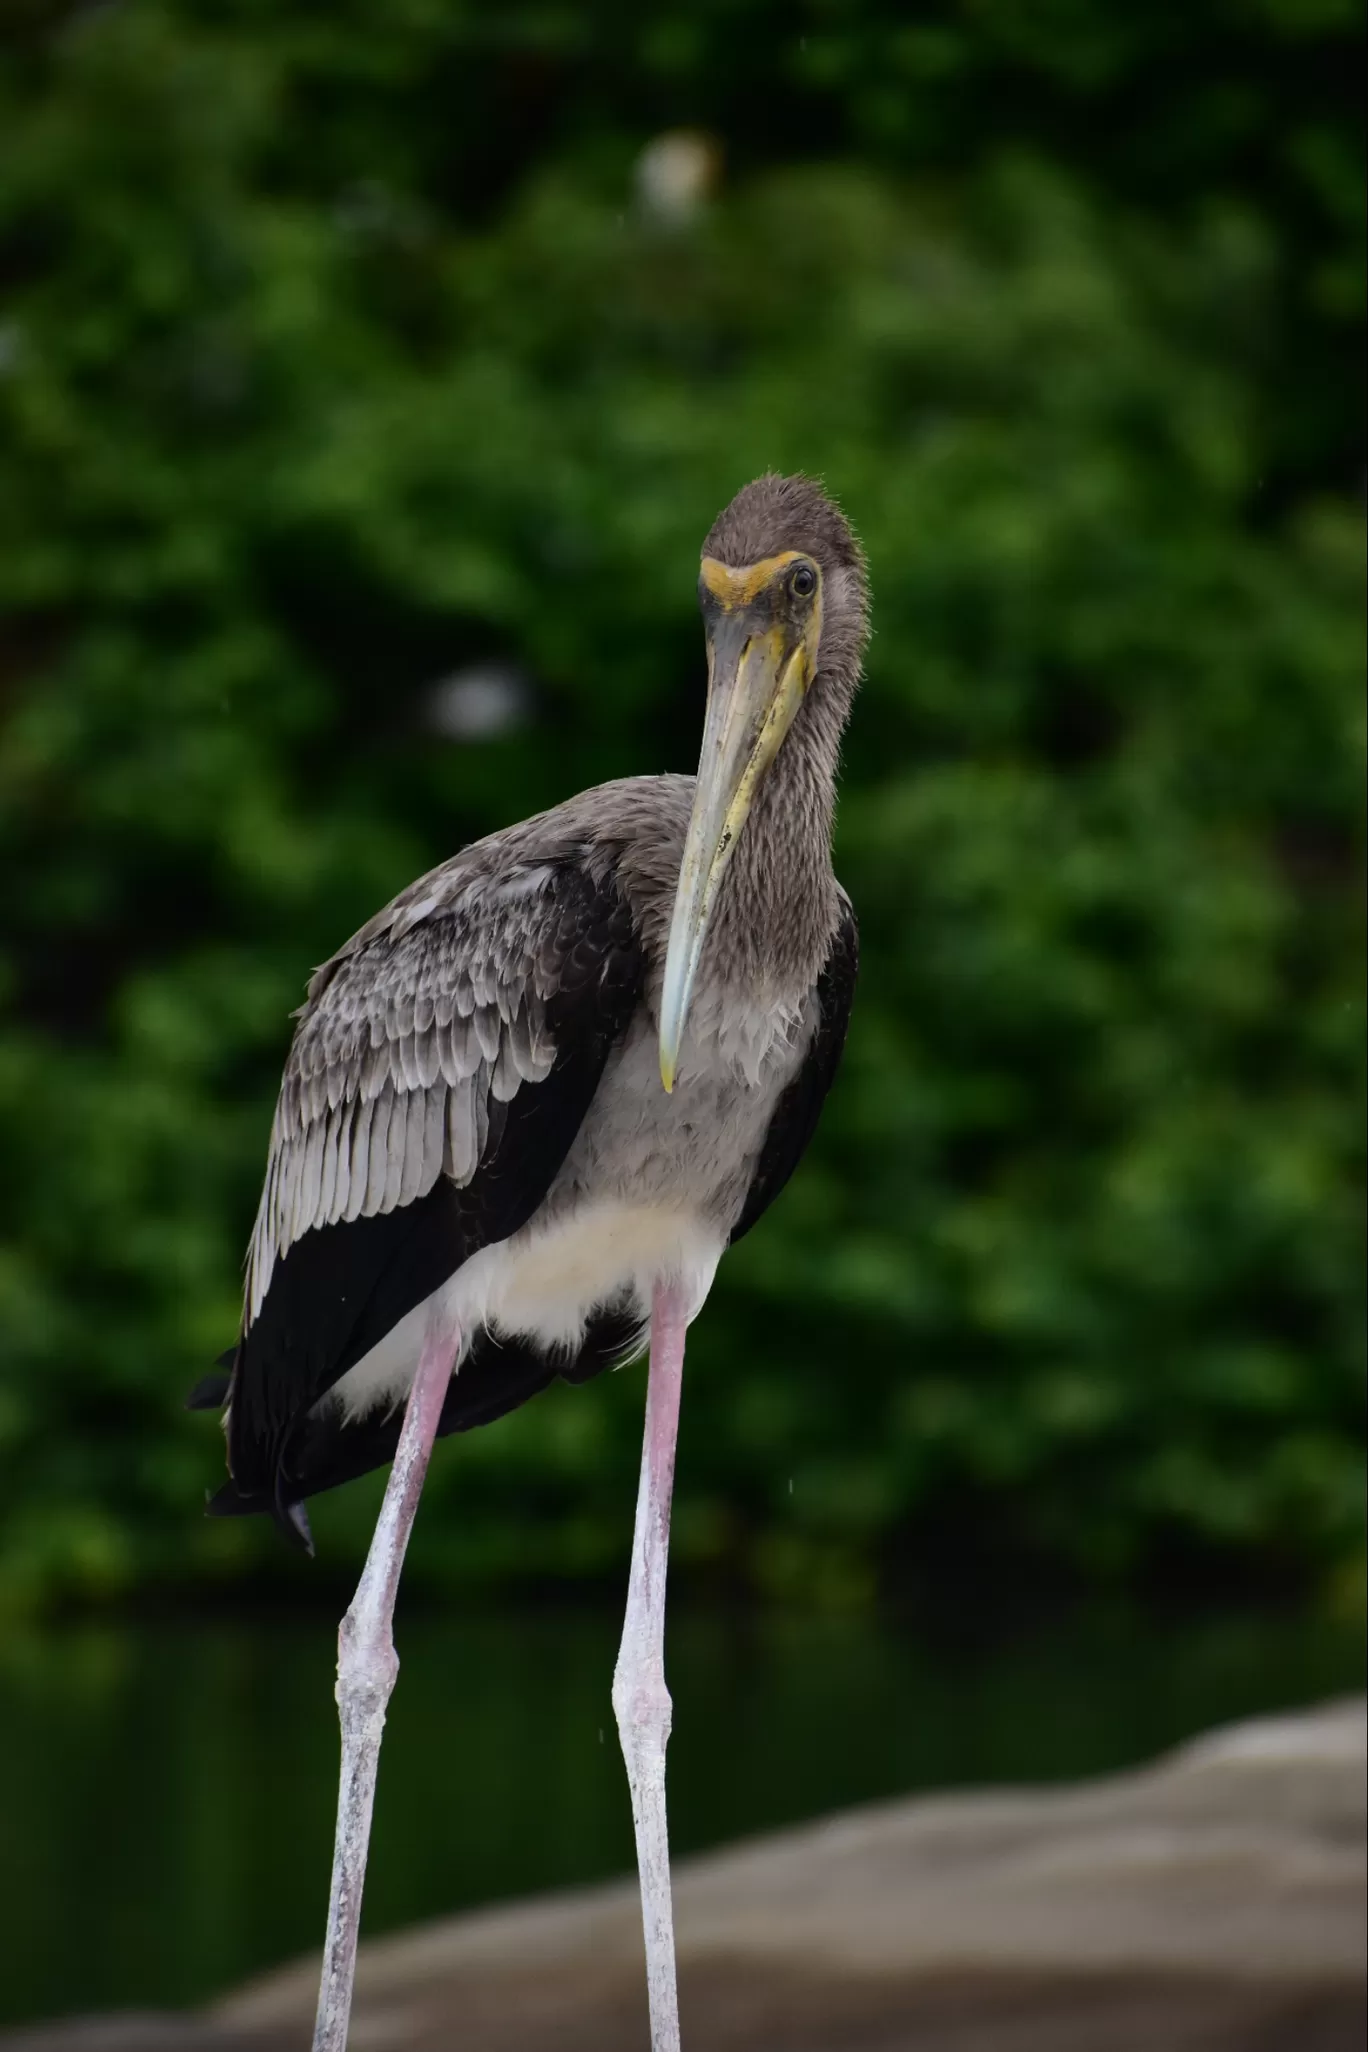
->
xmin=195 ymin=474 xmax=868 ymax=2052
xmin=210 ymin=743 xmax=855 ymax=1534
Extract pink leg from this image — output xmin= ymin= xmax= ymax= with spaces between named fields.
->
xmin=312 ymin=1314 xmax=459 ymax=2052
xmin=613 ymin=1280 xmax=688 ymax=2052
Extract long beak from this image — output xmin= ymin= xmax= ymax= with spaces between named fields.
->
xmin=659 ymin=610 xmax=811 ymax=1092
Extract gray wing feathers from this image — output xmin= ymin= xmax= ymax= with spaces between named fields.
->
xmin=245 ymin=866 xmax=562 ymax=1325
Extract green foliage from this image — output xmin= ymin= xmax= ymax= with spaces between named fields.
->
xmin=0 ymin=0 xmax=1362 ymax=1608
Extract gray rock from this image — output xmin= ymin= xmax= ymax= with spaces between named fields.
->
xmin=0 ymin=2022 xmax=255 ymax=2052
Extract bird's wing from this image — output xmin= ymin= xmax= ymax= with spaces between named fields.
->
xmin=728 ymin=892 xmax=858 ymax=1246
xmin=220 ymin=855 xmax=643 ymax=1523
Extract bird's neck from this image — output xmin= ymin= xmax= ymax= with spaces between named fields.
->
xmin=713 ymin=687 xmax=843 ymax=993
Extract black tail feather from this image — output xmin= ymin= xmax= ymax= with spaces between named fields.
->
xmin=206 ymin=1476 xmax=313 ymax=1555
xmin=185 ymin=1366 xmax=233 ymax=1411
xmin=198 ymin=1303 xmax=642 ymax=1546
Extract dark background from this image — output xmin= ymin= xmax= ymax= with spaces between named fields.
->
xmin=0 ymin=0 xmax=1362 ymax=1616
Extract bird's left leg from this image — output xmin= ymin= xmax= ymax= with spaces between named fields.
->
xmin=312 ymin=1310 xmax=459 ymax=2052
xmin=613 ymin=1279 xmax=688 ymax=2052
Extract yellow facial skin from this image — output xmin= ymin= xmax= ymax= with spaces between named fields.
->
xmin=698 ymin=551 xmax=805 ymax=610
xmin=658 ymin=553 xmax=825 ymax=1092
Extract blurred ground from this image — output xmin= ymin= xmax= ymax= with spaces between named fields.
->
xmin=10 ymin=1696 xmax=1362 ymax=2052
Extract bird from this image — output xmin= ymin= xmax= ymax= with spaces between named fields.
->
xmin=190 ymin=472 xmax=867 ymax=2052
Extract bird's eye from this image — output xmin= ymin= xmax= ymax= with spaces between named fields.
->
xmin=789 ymin=564 xmax=817 ymax=600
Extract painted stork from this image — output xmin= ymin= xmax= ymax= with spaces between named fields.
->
xmin=191 ymin=474 xmax=867 ymax=2051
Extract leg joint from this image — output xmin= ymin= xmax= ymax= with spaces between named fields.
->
xmin=336 ymin=1608 xmax=400 ymax=1707
xmin=612 ymin=1669 xmax=673 ymax=1742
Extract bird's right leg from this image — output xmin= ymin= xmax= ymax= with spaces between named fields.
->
xmin=312 ymin=1311 xmax=459 ymax=2052
xmin=613 ymin=1280 xmax=688 ymax=2052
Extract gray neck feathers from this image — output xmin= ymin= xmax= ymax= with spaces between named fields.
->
xmin=711 ymin=647 xmax=854 ymax=994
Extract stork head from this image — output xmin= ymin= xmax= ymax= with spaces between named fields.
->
xmin=659 ymin=474 xmax=867 ymax=1090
